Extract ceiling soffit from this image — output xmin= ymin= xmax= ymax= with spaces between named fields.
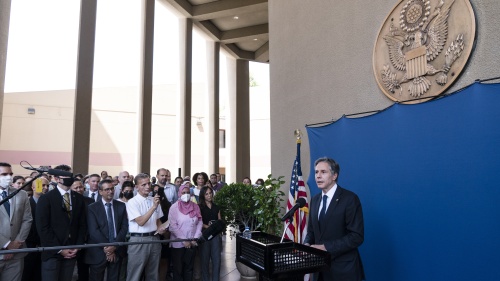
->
xmin=160 ymin=0 xmax=269 ymax=63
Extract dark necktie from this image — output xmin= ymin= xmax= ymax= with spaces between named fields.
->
xmin=105 ymin=203 xmax=115 ymax=242
xmin=2 ymin=190 xmax=10 ymax=217
xmin=319 ymin=195 xmax=328 ymax=229
xmin=91 ymin=192 xmax=96 ymax=201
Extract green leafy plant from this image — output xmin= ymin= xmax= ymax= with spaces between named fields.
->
xmin=252 ymin=175 xmax=285 ymax=236
xmin=214 ymin=175 xmax=285 ymax=237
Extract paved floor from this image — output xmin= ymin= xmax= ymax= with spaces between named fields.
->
xmin=220 ymin=233 xmax=255 ymax=281
xmin=73 ymin=232 xmax=254 ymax=281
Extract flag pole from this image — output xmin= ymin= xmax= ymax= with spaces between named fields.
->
xmin=294 ymin=129 xmax=301 ymax=242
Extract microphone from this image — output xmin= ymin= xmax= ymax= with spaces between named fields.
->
xmin=24 ymin=166 xmax=73 ymax=178
xmin=197 ymin=220 xmax=225 ymax=243
xmin=281 ymin=197 xmax=307 ymax=222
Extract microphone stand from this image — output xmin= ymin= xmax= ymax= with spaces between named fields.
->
xmin=280 ymin=216 xmax=293 ymax=243
xmin=0 ymin=172 xmax=44 ymax=207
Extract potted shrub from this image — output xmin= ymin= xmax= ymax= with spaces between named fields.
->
xmin=252 ymin=176 xmax=286 ymax=236
xmin=214 ymin=174 xmax=285 ymax=235
xmin=214 ymin=181 xmax=257 ymax=236
xmin=214 ymin=175 xmax=285 ymax=278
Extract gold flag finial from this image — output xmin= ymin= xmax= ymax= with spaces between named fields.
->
xmin=294 ymin=129 xmax=302 ymax=143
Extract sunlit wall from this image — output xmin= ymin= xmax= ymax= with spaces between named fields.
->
xmin=1 ymin=0 xmax=270 ymax=181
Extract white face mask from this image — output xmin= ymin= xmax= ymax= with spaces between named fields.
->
xmin=0 ymin=175 xmax=12 ymax=188
xmin=181 ymin=193 xmax=191 ymax=203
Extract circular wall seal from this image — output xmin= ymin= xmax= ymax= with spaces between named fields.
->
xmin=373 ymin=0 xmax=476 ymax=103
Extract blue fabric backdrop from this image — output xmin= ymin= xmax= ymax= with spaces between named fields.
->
xmin=306 ymin=82 xmax=500 ymax=281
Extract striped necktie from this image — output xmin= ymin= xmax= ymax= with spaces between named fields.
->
xmin=64 ymin=193 xmax=71 ymax=219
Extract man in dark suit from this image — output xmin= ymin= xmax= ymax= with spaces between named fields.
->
xmin=36 ymin=164 xmax=87 ymax=281
xmin=22 ymin=177 xmax=49 ymax=281
xmin=83 ymin=174 xmax=102 ymax=203
xmin=0 ymin=162 xmax=33 ymax=281
xmin=304 ymin=157 xmax=365 ymax=281
xmin=85 ymin=179 xmax=128 ymax=281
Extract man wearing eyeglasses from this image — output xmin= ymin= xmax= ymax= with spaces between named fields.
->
xmin=36 ymin=164 xmax=87 ymax=281
xmin=85 ymin=179 xmax=128 ymax=281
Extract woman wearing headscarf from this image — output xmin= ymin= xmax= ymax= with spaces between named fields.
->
xmin=168 ymin=183 xmax=203 ymax=281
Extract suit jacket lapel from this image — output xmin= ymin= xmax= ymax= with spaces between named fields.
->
xmin=312 ymin=194 xmax=322 ymax=238
xmin=70 ymin=192 xmax=78 ymax=222
xmin=112 ymin=201 xmax=120 ymax=232
xmin=0 ymin=199 xmax=7 ymax=218
xmin=328 ymin=187 xmax=343 ymax=217
xmin=99 ymin=201 xmax=110 ymax=239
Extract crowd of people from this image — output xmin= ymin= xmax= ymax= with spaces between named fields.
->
xmin=1 ymin=157 xmax=366 ymax=281
xmin=0 ymin=162 xmax=229 ymax=281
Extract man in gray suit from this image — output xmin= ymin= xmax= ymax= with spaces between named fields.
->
xmin=0 ymin=162 xmax=33 ymax=281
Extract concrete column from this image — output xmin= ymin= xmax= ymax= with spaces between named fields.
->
xmin=178 ymin=18 xmax=192 ymax=177
xmin=72 ymin=0 xmax=97 ymax=174
xmin=206 ymin=42 xmax=220 ymax=174
xmin=229 ymin=59 xmax=250 ymax=182
xmin=137 ymin=0 xmax=155 ymax=174
xmin=0 ymin=0 xmax=12 ymax=139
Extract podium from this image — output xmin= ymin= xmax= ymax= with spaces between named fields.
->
xmin=236 ymin=232 xmax=331 ymax=281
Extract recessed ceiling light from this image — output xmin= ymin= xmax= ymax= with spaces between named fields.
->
xmin=253 ymin=38 xmax=258 ymax=41
xmin=233 ymin=16 xmax=239 ymax=20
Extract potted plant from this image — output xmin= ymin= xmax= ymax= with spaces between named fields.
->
xmin=214 ymin=175 xmax=285 ymax=278
xmin=251 ymin=175 xmax=286 ymax=235
xmin=214 ymin=174 xmax=285 ymax=235
xmin=214 ymin=181 xmax=257 ymax=236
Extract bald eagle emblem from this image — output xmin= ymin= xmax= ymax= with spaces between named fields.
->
xmin=380 ymin=0 xmax=464 ymax=97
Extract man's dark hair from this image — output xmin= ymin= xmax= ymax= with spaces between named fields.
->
xmin=0 ymin=162 xmax=12 ymax=168
xmin=314 ymin=157 xmax=340 ymax=179
xmin=53 ymin=164 xmax=71 ymax=172
xmin=98 ymin=179 xmax=114 ymax=191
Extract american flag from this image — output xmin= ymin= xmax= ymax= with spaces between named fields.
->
xmin=284 ymin=141 xmax=309 ymax=243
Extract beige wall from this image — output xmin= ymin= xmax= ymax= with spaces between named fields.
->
xmin=269 ymin=0 xmax=500 ymax=194
xmin=0 ymin=80 xmax=272 ymax=179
